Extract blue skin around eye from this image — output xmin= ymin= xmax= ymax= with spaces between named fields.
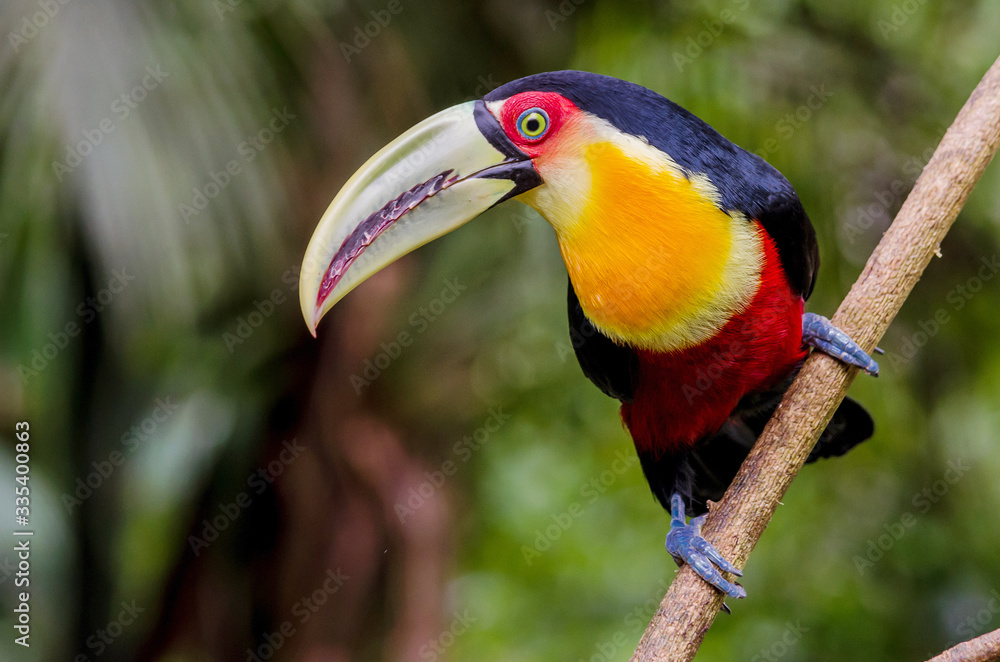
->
xmin=517 ymin=108 xmax=549 ymax=140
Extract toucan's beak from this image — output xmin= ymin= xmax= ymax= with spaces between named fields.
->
xmin=299 ymin=100 xmax=541 ymax=336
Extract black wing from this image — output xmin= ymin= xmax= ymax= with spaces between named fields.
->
xmin=567 ymin=279 xmax=638 ymax=403
xmin=754 ymin=189 xmax=819 ymax=300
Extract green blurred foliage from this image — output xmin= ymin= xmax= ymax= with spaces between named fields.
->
xmin=1 ymin=0 xmax=999 ymax=660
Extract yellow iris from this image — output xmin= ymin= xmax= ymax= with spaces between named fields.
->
xmin=518 ymin=109 xmax=548 ymax=139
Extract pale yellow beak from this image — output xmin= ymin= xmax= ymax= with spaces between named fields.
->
xmin=299 ymin=100 xmax=540 ymax=336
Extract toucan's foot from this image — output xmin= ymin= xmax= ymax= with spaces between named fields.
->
xmin=665 ymin=494 xmax=746 ymax=600
xmin=802 ymin=313 xmax=880 ymax=377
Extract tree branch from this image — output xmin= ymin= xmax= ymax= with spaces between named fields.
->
xmin=631 ymin=54 xmax=1000 ymax=662
xmin=926 ymin=628 xmax=1000 ymax=662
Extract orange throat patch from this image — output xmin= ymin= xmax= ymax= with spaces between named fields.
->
xmin=521 ymin=134 xmax=763 ymax=352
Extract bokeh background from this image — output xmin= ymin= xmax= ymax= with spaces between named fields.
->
xmin=1 ymin=1 xmax=999 ymax=660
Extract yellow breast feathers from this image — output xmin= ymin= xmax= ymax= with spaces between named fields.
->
xmin=520 ymin=122 xmax=763 ymax=352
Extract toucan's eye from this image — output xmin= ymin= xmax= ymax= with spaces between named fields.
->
xmin=516 ymin=108 xmax=549 ymax=140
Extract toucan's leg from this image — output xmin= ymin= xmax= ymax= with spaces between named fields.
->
xmin=665 ymin=494 xmax=746 ymax=600
xmin=802 ymin=313 xmax=880 ymax=377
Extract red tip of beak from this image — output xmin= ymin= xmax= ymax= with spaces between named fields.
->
xmin=307 ymin=308 xmax=320 ymax=338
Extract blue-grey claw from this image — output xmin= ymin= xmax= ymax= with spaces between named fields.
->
xmin=665 ymin=494 xmax=746 ymax=600
xmin=802 ymin=312 xmax=880 ymax=377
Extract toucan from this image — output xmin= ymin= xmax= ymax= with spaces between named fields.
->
xmin=299 ymin=71 xmax=878 ymax=600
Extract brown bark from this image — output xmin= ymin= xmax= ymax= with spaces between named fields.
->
xmin=926 ymin=628 xmax=1000 ymax=662
xmin=631 ymin=54 xmax=1000 ymax=662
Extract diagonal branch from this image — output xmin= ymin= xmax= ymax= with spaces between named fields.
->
xmin=926 ymin=627 xmax=1000 ymax=662
xmin=631 ymin=54 xmax=1000 ymax=662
